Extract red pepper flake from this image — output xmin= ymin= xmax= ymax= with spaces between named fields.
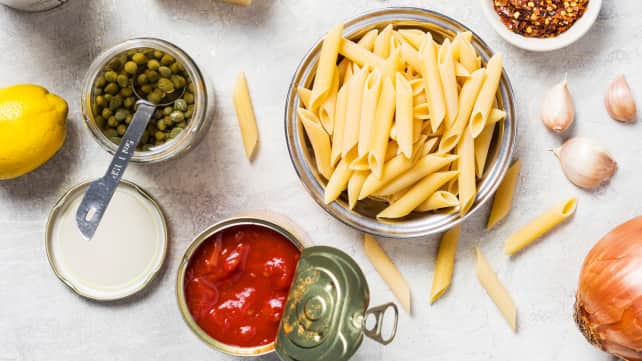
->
xmin=493 ymin=0 xmax=589 ymax=38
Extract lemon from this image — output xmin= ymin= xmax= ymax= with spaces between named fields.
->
xmin=0 ymin=84 xmax=68 ymax=180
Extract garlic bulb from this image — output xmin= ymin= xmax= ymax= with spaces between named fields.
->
xmin=554 ymin=137 xmax=617 ymax=190
xmin=605 ymin=74 xmax=637 ymax=122
xmin=541 ymin=78 xmax=575 ymax=133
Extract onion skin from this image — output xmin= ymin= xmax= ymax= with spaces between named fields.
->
xmin=575 ymin=216 xmax=642 ymax=360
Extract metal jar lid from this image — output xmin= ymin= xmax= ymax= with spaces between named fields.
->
xmin=276 ymin=246 xmax=398 ymax=361
xmin=45 ymin=179 xmax=168 ymax=301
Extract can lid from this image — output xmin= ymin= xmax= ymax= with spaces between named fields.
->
xmin=45 ymin=179 xmax=168 ymax=301
xmin=275 ymin=246 xmax=398 ymax=361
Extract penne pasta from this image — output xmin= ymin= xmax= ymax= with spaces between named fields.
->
xmin=359 ymin=150 xmax=419 ymax=200
xmin=488 ymin=108 xmax=506 ymax=124
xmin=297 ymin=86 xmax=312 ymax=110
xmin=416 ymin=190 xmax=460 ymax=212
xmin=469 ymin=54 xmax=504 ymax=138
xmin=374 ymin=24 xmax=393 ymax=58
xmin=377 ymin=171 xmax=458 ymax=219
xmin=439 ymin=68 xmax=486 ymax=153
xmin=438 ymin=39 xmax=459 ymax=128
xmin=401 ymin=42 xmax=422 ymax=75
xmin=395 ymin=72 xmax=414 ymax=158
xmin=342 ymin=68 xmax=368 ymax=159
xmin=357 ymin=69 xmax=382 ymax=158
xmin=363 ymin=234 xmax=412 ymax=314
xmin=384 ymin=140 xmax=399 ymax=161
xmin=233 ymin=72 xmax=259 ymax=159
xmin=348 ymin=171 xmax=369 ymax=210
xmin=475 ymin=247 xmax=517 ymax=331
xmin=298 ymin=108 xmax=332 ymax=179
xmin=457 ymin=129 xmax=477 ymax=215
xmin=339 ymin=37 xmax=386 ymax=69
xmin=474 ymin=122 xmax=496 ymax=178
xmin=381 ymin=48 xmax=402 ymax=82
xmin=368 ymin=78 xmax=396 ymax=179
xmin=397 ymin=29 xmax=424 ymax=49
xmin=455 ymin=62 xmax=471 ymax=78
xmin=487 ymin=160 xmax=521 ymax=229
xmin=358 ymin=29 xmax=379 ymax=51
xmin=430 ymin=226 xmax=460 ymax=304
xmin=420 ymin=34 xmax=447 ymax=132
xmin=310 ymin=24 xmax=343 ymax=111
xmin=324 ymin=158 xmax=353 ymax=204
xmin=319 ymin=67 xmax=340 ymax=135
xmin=331 ymin=79 xmax=349 ymax=166
xmin=453 ymin=32 xmax=480 ymax=73
xmin=377 ymin=154 xmax=458 ymax=196
xmin=504 ymin=197 xmax=577 ymax=255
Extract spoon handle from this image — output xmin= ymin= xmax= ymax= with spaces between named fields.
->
xmin=75 ymin=100 xmax=157 ymax=240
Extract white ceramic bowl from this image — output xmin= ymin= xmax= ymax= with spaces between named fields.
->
xmin=479 ymin=0 xmax=602 ymax=52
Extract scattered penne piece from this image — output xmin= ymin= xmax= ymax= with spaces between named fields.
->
xmin=310 ymin=24 xmax=343 ymax=111
xmin=363 ymin=234 xmax=412 ymax=314
xmin=504 ymin=197 xmax=577 ymax=255
xmin=469 ymin=54 xmax=504 ymax=138
xmin=475 ymin=247 xmax=518 ymax=331
xmin=233 ymin=72 xmax=259 ymax=160
xmin=487 ymin=160 xmax=521 ymax=229
xmin=430 ymin=226 xmax=460 ymax=304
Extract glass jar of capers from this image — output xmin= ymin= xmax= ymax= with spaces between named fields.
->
xmin=81 ymin=38 xmax=214 ymax=163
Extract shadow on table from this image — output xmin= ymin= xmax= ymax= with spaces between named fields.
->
xmin=154 ymin=0 xmax=277 ymax=27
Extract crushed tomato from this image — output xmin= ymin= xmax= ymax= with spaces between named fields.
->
xmin=184 ymin=225 xmax=301 ymax=347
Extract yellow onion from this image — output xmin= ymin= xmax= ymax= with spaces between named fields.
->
xmin=575 ymin=216 xmax=642 ymax=360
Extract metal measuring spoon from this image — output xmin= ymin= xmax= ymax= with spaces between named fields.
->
xmin=75 ymin=81 xmax=185 ymax=240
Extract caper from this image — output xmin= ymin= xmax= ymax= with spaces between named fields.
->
xmin=171 ymin=75 xmax=186 ymax=89
xmin=170 ymin=111 xmax=185 ymax=123
xmin=117 ymin=124 xmax=128 ymax=136
xmin=124 ymin=61 xmax=138 ymax=75
xmin=119 ymin=87 xmax=133 ymax=97
xmin=104 ymin=94 xmax=112 ymax=102
xmin=124 ymin=97 xmax=136 ymax=108
xmin=176 ymin=121 xmax=187 ymax=129
xmin=108 ymin=59 xmax=122 ymax=71
xmin=184 ymin=108 xmax=193 ymax=118
xmin=95 ymin=116 xmax=105 ymax=128
xmin=154 ymin=110 xmax=163 ymax=119
xmin=102 ymin=108 xmax=113 ymax=118
xmin=147 ymin=91 xmax=163 ymax=104
xmin=145 ymin=70 xmax=160 ymax=83
xmin=169 ymin=127 xmax=183 ymax=139
xmin=155 ymin=131 xmax=166 ymax=140
xmin=169 ymin=63 xmax=179 ymax=73
xmin=184 ymin=92 xmax=194 ymax=104
xmin=94 ymin=87 xmax=103 ymax=96
xmin=158 ymin=66 xmax=172 ymax=78
xmin=163 ymin=106 xmax=173 ymax=115
xmin=147 ymin=59 xmax=160 ymax=70
xmin=173 ymin=99 xmax=187 ymax=112
xmin=136 ymin=74 xmax=148 ymax=85
xmin=95 ymin=75 xmax=106 ymax=88
xmin=115 ymin=109 xmax=128 ymax=121
xmin=157 ymin=78 xmax=174 ymax=93
xmin=141 ymin=84 xmax=153 ymax=94
xmin=95 ymin=95 xmax=105 ymax=107
xmin=107 ymin=116 xmax=119 ymax=127
xmin=188 ymin=83 xmax=195 ymax=93
xmin=110 ymin=136 xmax=122 ymax=144
xmin=132 ymin=53 xmax=147 ymax=65
xmin=104 ymin=128 xmax=118 ymax=138
xmin=104 ymin=83 xmax=119 ymax=95
xmin=109 ymin=95 xmax=123 ymax=110
xmin=160 ymin=54 xmax=174 ymax=65
xmin=117 ymin=74 xmax=128 ymax=88
xmin=125 ymin=114 xmax=133 ymax=124
xmin=157 ymin=119 xmax=167 ymax=131
xmin=153 ymin=50 xmax=163 ymax=59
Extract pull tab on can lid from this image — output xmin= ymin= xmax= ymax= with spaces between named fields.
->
xmin=275 ymin=246 xmax=398 ymax=361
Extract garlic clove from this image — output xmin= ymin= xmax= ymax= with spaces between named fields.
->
xmin=554 ymin=137 xmax=617 ymax=190
xmin=605 ymin=74 xmax=637 ymax=123
xmin=541 ymin=78 xmax=575 ymax=133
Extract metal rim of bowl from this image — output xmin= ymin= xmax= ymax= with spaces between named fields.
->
xmin=44 ymin=179 xmax=168 ymax=302
xmin=284 ymin=7 xmax=517 ymax=239
xmin=80 ymin=37 xmax=214 ymax=163
xmin=175 ymin=216 xmax=305 ymax=357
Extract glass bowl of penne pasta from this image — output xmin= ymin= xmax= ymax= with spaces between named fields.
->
xmin=285 ymin=7 xmax=516 ymax=238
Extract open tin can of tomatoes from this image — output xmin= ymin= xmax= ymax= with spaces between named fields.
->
xmin=176 ymin=215 xmax=398 ymax=361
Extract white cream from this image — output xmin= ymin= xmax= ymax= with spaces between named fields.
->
xmin=49 ymin=182 xmax=166 ymax=301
